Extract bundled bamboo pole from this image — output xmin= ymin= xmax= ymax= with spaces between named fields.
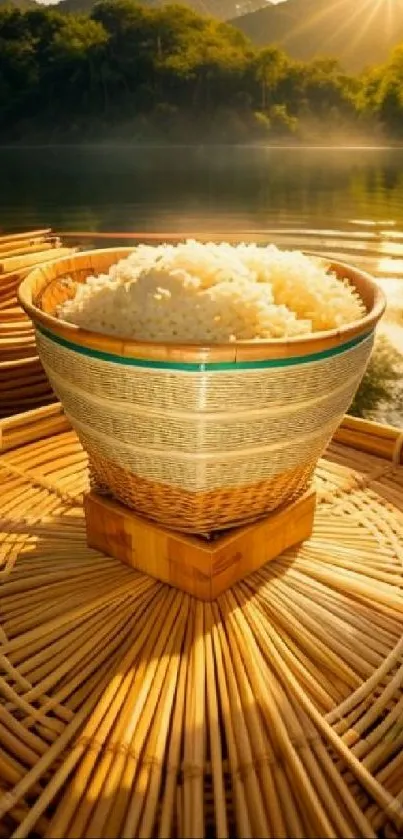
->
xmin=0 ymin=232 xmax=76 ymax=417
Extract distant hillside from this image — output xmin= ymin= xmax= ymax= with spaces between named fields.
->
xmin=51 ymin=0 xmax=94 ymax=13
xmin=232 ymin=0 xmax=403 ymax=71
xmin=0 ymin=0 xmax=273 ymax=20
xmin=0 ymin=0 xmax=36 ymax=8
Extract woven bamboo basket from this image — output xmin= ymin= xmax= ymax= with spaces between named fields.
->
xmin=0 ymin=405 xmax=403 ymax=838
xmin=19 ymin=248 xmax=385 ymax=533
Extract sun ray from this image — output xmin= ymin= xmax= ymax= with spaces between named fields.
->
xmin=280 ymin=0 xmax=354 ymax=48
xmin=279 ymin=0 xmax=401 ymax=66
xmin=384 ymin=0 xmax=397 ymax=36
xmin=332 ymin=0 xmax=392 ymax=61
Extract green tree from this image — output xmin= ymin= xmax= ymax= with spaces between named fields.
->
xmin=91 ymin=0 xmax=158 ymax=113
xmin=47 ymin=15 xmax=108 ymax=113
xmin=0 ymin=8 xmax=39 ymax=125
xmin=153 ymin=8 xmax=252 ymax=110
xmin=0 ymin=1 xmax=395 ymax=142
xmin=359 ymin=45 xmax=403 ymax=136
xmin=253 ymin=46 xmax=288 ymax=111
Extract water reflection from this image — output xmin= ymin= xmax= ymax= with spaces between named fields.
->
xmin=1 ymin=147 xmax=403 ymax=241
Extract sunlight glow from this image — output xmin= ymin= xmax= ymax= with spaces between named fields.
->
xmin=282 ymin=0 xmax=399 ymax=60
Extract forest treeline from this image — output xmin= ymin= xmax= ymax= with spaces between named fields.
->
xmin=1 ymin=0 xmax=403 ymax=143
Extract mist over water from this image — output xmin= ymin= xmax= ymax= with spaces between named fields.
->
xmin=1 ymin=144 xmax=402 ymax=421
xmin=3 ymin=145 xmax=403 ymax=243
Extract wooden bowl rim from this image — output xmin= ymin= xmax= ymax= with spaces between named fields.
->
xmin=18 ymin=247 xmax=386 ymax=363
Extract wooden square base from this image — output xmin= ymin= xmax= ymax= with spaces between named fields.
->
xmin=84 ymin=489 xmax=316 ymax=601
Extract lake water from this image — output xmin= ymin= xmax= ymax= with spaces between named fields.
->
xmin=1 ymin=145 xmax=402 ymax=421
xmin=2 ymin=146 xmax=403 ymax=279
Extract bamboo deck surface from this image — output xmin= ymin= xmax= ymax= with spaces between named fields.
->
xmin=0 ymin=405 xmax=402 ymax=838
xmin=0 ymin=231 xmax=76 ymax=419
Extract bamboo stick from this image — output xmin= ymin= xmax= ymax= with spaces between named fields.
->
xmin=83 ymin=589 xmax=183 ymax=838
xmin=47 ymin=588 xmax=174 ymax=838
xmin=211 ymin=601 xmax=271 ymax=837
xmin=0 ymin=242 xmax=59 ymax=260
xmin=0 ymin=230 xmax=52 ymax=245
xmin=210 ymin=600 xmax=253 ymax=839
xmin=0 ymin=237 xmax=54 ymax=256
xmin=0 ymin=247 xmax=75 ymax=274
xmin=120 ymin=598 xmax=189 ymax=838
xmin=203 ymin=604 xmax=229 ymax=839
xmin=158 ymin=602 xmax=194 ymax=839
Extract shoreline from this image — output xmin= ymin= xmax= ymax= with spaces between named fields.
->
xmin=1 ymin=143 xmax=403 ymax=151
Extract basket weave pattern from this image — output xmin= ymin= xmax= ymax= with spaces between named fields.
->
xmin=36 ymin=328 xmax=372 ymax=413
xmin=19 ymin=249 xmax=384 ymax=532
xmin=38 ymin=339 xmax=369 ymax=453
xmin=88 ymin=449 xmax=318 ymax=532
xmin=35 ymin=328 xmax=373 ymax=531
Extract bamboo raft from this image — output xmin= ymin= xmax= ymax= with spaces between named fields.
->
xmin=0 ymin=230 xmax=75 ymax=419
xmin=0 ymin=404 xmax=402 ymax=838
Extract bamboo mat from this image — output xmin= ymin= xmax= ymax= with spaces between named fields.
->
xmin=0 ymin=406 xmax=402 ymax=839
xmin=0 ymin=231 xmax=75 ymax=419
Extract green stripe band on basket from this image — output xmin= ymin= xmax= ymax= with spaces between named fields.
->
xmin=37 ymin=325 xmax=374 ymax=372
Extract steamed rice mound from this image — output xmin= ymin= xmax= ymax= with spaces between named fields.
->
xmin=57 ymin=242 xmax=366 ymax=343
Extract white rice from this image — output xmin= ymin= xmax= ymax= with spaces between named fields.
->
xmin=57 ymin=242 xmax=366 ymax=343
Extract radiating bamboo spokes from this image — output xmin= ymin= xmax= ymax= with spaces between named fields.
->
xmin=0 ymin=418 xmax=402 ymax=838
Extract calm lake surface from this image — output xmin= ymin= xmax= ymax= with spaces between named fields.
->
xmin=1 ymin=145 xmax=402 ymax=420
xmin=2 ymin=145 xmax=403 ymax=276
